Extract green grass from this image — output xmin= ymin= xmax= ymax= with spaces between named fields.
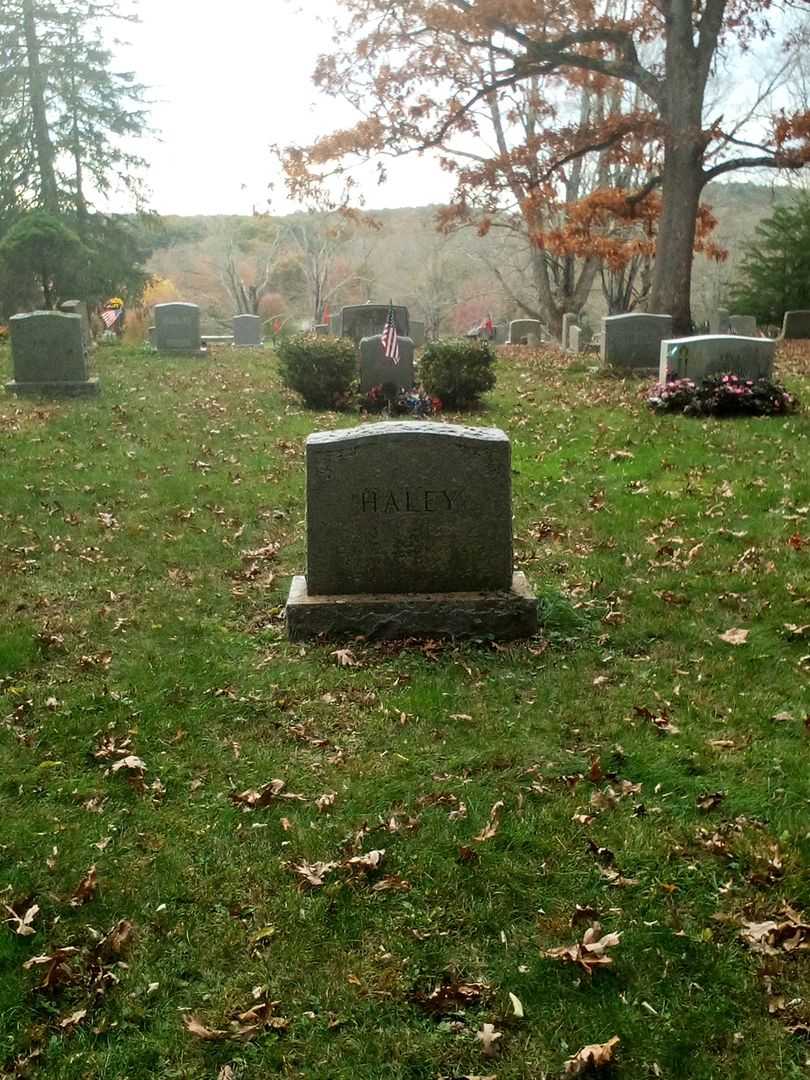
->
xmin=1 ymin=341 xmax=809 ymax=1079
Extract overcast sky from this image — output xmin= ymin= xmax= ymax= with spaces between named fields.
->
xmin=118 ymin=0 xmax=454 ymax=216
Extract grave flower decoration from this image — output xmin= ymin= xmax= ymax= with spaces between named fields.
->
xmin=105 ymin=297 xmax=125 ymax=310
xmin=647 ymin=373 xmax=798 ymax=418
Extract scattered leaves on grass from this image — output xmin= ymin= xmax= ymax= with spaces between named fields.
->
xmin=545 ymin=924 xmax=621 ymax=974
xmin=288 ymin=860 xmax=339 ymax=888
xmin=414 ymin=978 xmax=488 ymax=1016
xmin=739 ymin=906 xmax=810 ymax=955
xmin=563 ymin=1036 xmax=620 ymax=1076
xmin=229 ymin=779 xmax=306 ymax=809
xmin=23 ymin=947 xmax=80 ymax=989
xmin=184 ymin=1000 xmax=289 ymax=1043
xmin=633 ymin=705 xmax=680 ymax=735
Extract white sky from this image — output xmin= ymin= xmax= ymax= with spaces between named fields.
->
xmin=118 ymin=0 xmax=455 ymax=215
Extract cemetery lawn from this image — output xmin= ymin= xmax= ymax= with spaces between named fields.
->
xmin=2 ymin=341 xmax=810 ymax=1080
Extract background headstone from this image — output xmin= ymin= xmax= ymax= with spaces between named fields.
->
xmin=561 ymin=312 xmax=576 ymax=349
xmin=359 ymin=335 xmax=415 ymax=395
xmin=340 ymin=304 xmax=409 ymax=343
xmin=154 ymin=303 xmax=203 ymax=354
xmin=709 ymin=308 xmax=730 ymax=334
xmin=409 ymin=320 xmax=426 ymax=348
xmin=329 ymin=314 xmax=341 ymax=336
xmin=494 ymin=323 xmax=508 ymax=344
xmin=729 ymin=315 xmax=757 ymax=336
xmin=58 ymin=300 xmax=92 ymax=350
xmin=568 ymin=325 xmax=582 ymax=354
xmin=660 ymin=334 xmax=775 ymax=383
xmin=601 ymin=313 xmax=673 ymax=371
xmin=781 ymin=310 xmax=810 ymax=339
xmin=314 ymin=323 xmax=329 ymax=336
xmin=6 ymin=311 xmax=99 ymax=396
xmin=508 ymin=318 xmax=542 ymax=344
xmin=233 ymin=314 xmax=262 ymax=346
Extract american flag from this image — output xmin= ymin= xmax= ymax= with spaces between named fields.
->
xmin=380 ymin=301 xmax=400 ymax=365
xmin=101 ymin=308 xmax=122 ymax=329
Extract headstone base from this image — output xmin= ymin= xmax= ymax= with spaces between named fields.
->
xmin=6 ymin=378 xmax=100 ymax=398
xmin=286 ymin=571 xmax=537 ymax=642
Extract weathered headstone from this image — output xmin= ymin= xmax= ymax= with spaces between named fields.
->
xmin=233 ymin=314 xmax=262 ymax=346
xmin=561 ymin=312 xmax=576 ymax=349
xmin=359 ymin=335 xmax=415 ymax=396
xmin=601 ymin=313 xmax=673 ymax=371
xmin=329 ymin=314 xmax=341 ymax=336
xmin=409 ymin=320 xmax=426 ymax=348
xmin=729 ymin=315 xmax=757 ymax=336
xmin=6 ymin=312 xmax=99 ymax=397
xmin=660 ymin=335 xmax=775 ymax=383
xmin=781 ymin=310 xmax=810 ymax=339
xmin=709 ymin=308 xmax=730 ymax=334
xmin=568 ymin=325 xmax=582 ymax=354
xmin=508 ymin=319 xmax=543 ymax=344
xmin=314 ymin=324 xmax=329 ymax=336
xmin=58 ymin=300 xmax=93 ymax=350
xmin=494 ymin=323 xmax=508 ymax=345
xmin=153 ymin=303 xmax=204 ymax=354
xmin=340 ymin=304 xmax=409 ymax=344
xmin=286 ymin=421 xmax=537 ymax=640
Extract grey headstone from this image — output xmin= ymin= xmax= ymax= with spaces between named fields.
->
xmin=561 ymin=312 xmax=576 ymax=349
xmin=568 ymin=326 xmax=581 ymax=354
xmin=494 ymin=323 xmax=508 ymax=345
xmin=6 ymin=311 xmax=99 ymax=397
xmin=601 ymin=313 xmax=673 ymax=371
xmin=359 ymin=335 xmax=415 ymax=395
xmin=329 ymin=314 xmax=341 ymax=336
xmin=58 ymin=300 xmax=92 ymax=350
xmin=781 ymin=310 xmax=810 ymax=339
xmin=305 ymin=422 xmax=514 ymax=596
xmin=729 ymin=315 xmax=757 ymax=336
xmin=660 ymin=335 xmax=775 ymax=383
xmin=233 ymin=314 xmax=262 ymax=346
xmin=314 ymin=324 xmax=329 ymax=336
xmin=340 ymin=304 xmax=409 ymax=344
xmin=709 ymin=308 xmax=730 ymax=334
xmin=154 ymin=303 xmax=203 ymax=353
xmin=409 ymin=320 xmax=426 ymax=348
xmin=508 ymin=319 xmax=543 ymax=345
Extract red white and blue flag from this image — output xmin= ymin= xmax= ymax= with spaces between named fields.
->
xmin=380 ymin=300 xmax=400 ymax=365
xmin=101 ymin=308 xmax=122 ymax=330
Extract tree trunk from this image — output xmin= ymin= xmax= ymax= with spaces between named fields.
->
xmin=23 ymin=0 xmax=59 ymax=213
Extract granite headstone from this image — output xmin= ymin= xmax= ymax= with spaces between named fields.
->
xmin=709 ymin=308 xmax=731 ymax=334
xmin=6 ymin=311 xmax=99 ymax=397
xmin=409 ymin=320 xmax=426 ymax=348
xmin=508 ymin=319 xmax=543 ymax=345
xmin=729 ymin=315 xmax=757 ymax=336
xmin=601 ymin=313 xmax=673 ymax=371
xmin=781 ymin=310 xmax=810 ymax=339
xmin=154 ymin=303 xmax=204 ymax=354
xmin=660 ymin=335 xmax=775 ymax=383
xmin=58 ymin=300 xmax=92 ymax=351
xmin=287 ymin=421 xmax=537 ymax=640
xmin=359 ymin=335 xmax=415 ymax=395
xmin=340 ymin=304 xmax=409 ymax=344
xmin=233 ymin=314 xmax=262 ymax=346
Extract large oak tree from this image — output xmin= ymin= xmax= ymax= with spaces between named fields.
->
xmin=281 ymin=0 xmax=810 ymax=333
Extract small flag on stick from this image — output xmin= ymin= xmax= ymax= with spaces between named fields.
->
xmin=101 ymin=308 xmax=122 ymax=330
xmin=380 ymin=300 xmax=400 ymax=365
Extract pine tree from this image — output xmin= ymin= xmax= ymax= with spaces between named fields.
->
xmin=729 ymin=197 xmax=810 ymax=327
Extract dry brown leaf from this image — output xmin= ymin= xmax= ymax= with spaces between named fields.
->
xmin=229 ymin=779 xmax=306 ymax=809
xmin=332 ymin=648 xmax=359 ymax=667
xmin=474 ymin=800 xmax=504 ymax=843
xmin=415 ymin=978 xmax=488 ymax=1015
xmin=564 ymin=1035 xmax=620 ymax=1076
xmin=58 ymin=1007 xmax=88 ymax=1030
xmin=70 ymin=865 xmax=98 ymax=907
xmin=477 ymin=1022 xmax=503 ymax=1057
xmin=545 ymin=923 xmax=621 ymax=974
xmin=316 ymin=792 xmax=337 ymax=813
xmin=23 ymin=946 xmax=80 ymax=989
xmin=345 ymin=849 xmax=385 ymax=873
xmin=720 ymin=627 xmax=749 ymax=646
xmin=739 ymin=907 xmax=810 ymax=955
xmin=288 ymin=860 xmax=339 ymax=888
xmin=696 ymin=791 xmax=726 ymax=813
xmin=4 ymin=902 xmax=39 ymax=937
xmin=371 ymin=875 xmax=411 ymax=893
xmin=183 ymin=1014 xmax=229 ymax=1041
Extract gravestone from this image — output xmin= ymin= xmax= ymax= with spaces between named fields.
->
xmin=314 ymin=324 xmax=329 ymax=336
xmin=568 ymin=325 xmax=582 ymax=354
xmin=781 ymin=310 xmax=810 ymax=339
xmin=601 ymin=313 xmax=673 ymax=371
xmin=58 ymin=300 xmax=92 ymax=350
xmin=561 ymin=312 xmax=576 ymax=349
xmin=329 ymin=314 xmax=341 ymax=336
xmin=494 ymin=323 xmax=508 ymax=345
xmin=508 ymin=319 xmax=543 ymax=344
xmin=660 ymin=335 xmax=775 ymax=383
xmin=729 ymin=315 xmax=757 ymax=336
xmin=709 ymin=308 xmax=730 ymax=334
xmin=6 ymin=312 xmax=99 ymax=397
xmin=153 ymin=303 xmax=204 ymax=354
xmin=287 ymin=421 xmax=537 ymax=640
xmin=340 ymin=304 xmax=409 ymax=344
xmin=409 ymin=320 xmax=426 ymax=348
xmin=359 ymin=335 xmax=415 ymax=396
xmin=233 ymin=314 xmax=262 ymax=346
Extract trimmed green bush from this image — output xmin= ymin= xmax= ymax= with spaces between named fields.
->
xmin=418 ymin=337 xmax=497 ymax=408
xmin=276 ymin=333 xmax=357 ymax=409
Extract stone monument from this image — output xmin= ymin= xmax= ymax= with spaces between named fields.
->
xmin=409 ymin=320 xmax=426 ymax=348
xmin=58 ymin=300 xmax=93 ymax=351
xmin=286 ymin=422 xmax=538 ymax=640
xmin=153 ymin=303 xmax=205 ymax=355
xmin=601 ymin=313 xmax=673 ymax=371
xmin=709 ymin=308 xmax=731 ymax=334
xmin=233 ymin=314 xmax=262 ymax=346
xmin=6 ymin=311 xmax=99 ymax=397
xmin=340 ymin=304 xmax=409 ymax=344
xmin=781 ymin=310 xmax=810 ymax=339
xmin=729 ymin=315 xmax=757 ymax=336
xmin=660 ymin=335 xmax=775 ymax=383
xmin=359 ymin=335 xmax=416 ymax=396
xmin=508 ymin=319 xmax=543 ymax=345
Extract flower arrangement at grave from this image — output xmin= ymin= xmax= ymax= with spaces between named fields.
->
xmin=361 ymin=384 xmax=441 ymax=416
xmin=648 ymin=373 xmax=799 ymax=417
xmin=105 ymin=297 xmax=125 ymax=310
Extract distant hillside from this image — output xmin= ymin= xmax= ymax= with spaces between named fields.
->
xmin=145 ymin=181 xmax=801 ymax=333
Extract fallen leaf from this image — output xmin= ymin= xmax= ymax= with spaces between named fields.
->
xmin=477 ymin=1022 xmax=502 ymax=1057
xmin=564 ymin=1035 xmax=620 ymax=1076
xmin=288 ymin=860 xmax=339 ymax=888
xmin=70 ymin=865 xmax=98 ymax=907
xmin=345 ymin=849 xmax=385 ymax=874
xmin=545 ymin=924 xmax=622 ymax=974
xmin=415 ymin=978 xmax=488 ymax=1015
xmin=508 ymin=991 xmax=524 ymax=1018
xmin=696 ymin=791 xmax=726 ymax=813
xmin=183 ymin=1014 xmax=229 ymax=1041
xmin=59 ymin=1007 xmax=88 ymax=1030
xmin=229 ymin=779 xmax=306 ymax=809
xmin=332 ymin=648 xmax=358 ymax=667
xmin=4 ymin=902 xmax=39 ymax=937
xmin=315 ymin=792 xmax=337 ymax=813
xmin=720 ymin=628 xmax=749 ymax=646
xmin=474 ymin=800 xmax=504 ymax=843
